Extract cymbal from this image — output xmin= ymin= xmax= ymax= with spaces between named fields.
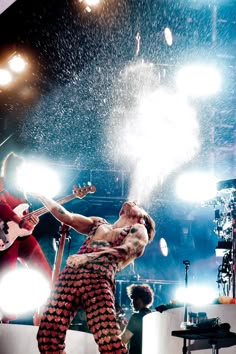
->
xmin=217 ymin=179 xmax=236 ymax=192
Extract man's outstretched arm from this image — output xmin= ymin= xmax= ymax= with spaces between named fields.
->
xmin=33 ymin=194 xmax=95 ymax=234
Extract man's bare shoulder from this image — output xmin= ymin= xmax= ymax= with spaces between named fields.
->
xmin=87 ymin=216 xmax=110 ymax=230
xmin=90 ymin=216 xmax=108 ymax=223
xmin=129 ymin=223 xmax=149 ymax=242
xmin=130 ymin=223 xmax=147 ymax=233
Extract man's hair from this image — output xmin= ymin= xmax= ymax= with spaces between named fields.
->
xmin=126 ymin=284 xmax=154 ymax=307
xmin=1 ymin=152 xmax=24 ymax=178
xmin=1 ymin=152 xmax=25 ymax=198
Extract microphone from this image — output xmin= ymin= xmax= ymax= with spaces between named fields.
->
xmin=183 ymin=260 xmax=190 ymax=266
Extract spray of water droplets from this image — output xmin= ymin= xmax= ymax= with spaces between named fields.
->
xmin=108 ymin=61 xmax=200 ymax=205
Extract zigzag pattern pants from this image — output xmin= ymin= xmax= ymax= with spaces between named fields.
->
xmin=37 ymin=264 xmax=128 ymax=354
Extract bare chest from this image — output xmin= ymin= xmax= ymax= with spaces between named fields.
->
xmin=90 ymin=224 xmax=125 ymax=244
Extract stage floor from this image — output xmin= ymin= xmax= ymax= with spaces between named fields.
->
xmin=0 ymin=323 xmax=99 ymax=354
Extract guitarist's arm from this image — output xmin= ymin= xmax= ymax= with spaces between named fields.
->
xmin=0 ymin=178 xmax=21 ymax=223
xmin=35 ymin=194 xmax=96 ymax=235
xmin=0 ymin=198 xmax=22 ymax=224
xmin=0 ymin=195 xmax=38 ymax=232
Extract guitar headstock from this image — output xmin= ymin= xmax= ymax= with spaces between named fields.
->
xmin=73 ymin=184 xmax=96 ymax=199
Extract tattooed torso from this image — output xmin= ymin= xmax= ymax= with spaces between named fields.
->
xmin=68 ymin=218 xmax=148 ymax=272
xmin=78 ymin=219 xmax=131 ymax=253
xmin=89 ymin=223 xmax=129 ymax=245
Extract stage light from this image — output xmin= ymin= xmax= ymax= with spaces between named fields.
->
xmin=0 ymin=68 xmax=12 ymax=86
xmin=85 ymin=0 xmax=100 ymax=5
xmin=176 ymin=64 xmax=221 ymax=97
xmin=176 ymin=172 xmax=217 ymax=202
xmin=8 ymin=54 xmax=27 ymax=73
xmin=17 ymin=162 xmax=61 ymax=198
xmin=79 ymin=0 xmax=100 ymax=12
xmin=163 ymin=27 xmax=173 ymax=46
xmin=175 ymin=285 xmax=217 ymax=306
xmin=160 ymin=238 xmax=168 ymax=256
xmin=0 ymin=268 xmax=50 ymax=315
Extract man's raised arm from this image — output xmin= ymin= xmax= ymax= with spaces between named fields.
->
xmin=34 ymin=194 xmax=95 ymax=235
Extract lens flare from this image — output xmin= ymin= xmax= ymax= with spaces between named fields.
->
xmin=17 ymin=161 xmax=61 ymax=198
xmin=176 ymin=172 xmax=218 ymax=202
xmin=0 ymin=268 xmax=50 ymax=315
xmin=176 ymin=64 xmax=221 ymax=97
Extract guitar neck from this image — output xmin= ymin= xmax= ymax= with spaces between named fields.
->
xmin=28 ymin=194 xmax=76 ymax=218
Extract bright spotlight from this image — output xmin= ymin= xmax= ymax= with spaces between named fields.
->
xmin=163 ymin=27 xmax=173 ymax=46
xmin=176 ymin=172 xmax=217 ymax=202
xmin=79 ymin=0 xmax=100 ymax=12
xmin=176 ymin=64 xmax=221 ymax=97
xmin=0 ymin=268 xmax=50 ymax=315
xmin=8 ymin=54 xmax=27 ymax=73
xmin=160 ymin=238 xmax=168 ymax=256
xmin=0 ymin=68 xmax=12 ymax=86
xmin=85 ymin=0 xmax=100 ymax=5
xmin=175 ymin=286 xmax=217 ymax=306
xmin=17 ymin=162 xmax=61 ymax=198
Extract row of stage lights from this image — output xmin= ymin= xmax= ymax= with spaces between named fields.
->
xmin=0 ymin=53 xmax=222 ymax=98
xmin=15 ymin=162 xmax=221 ymax=204
xmin=0 ymin=269 xmax=220 ymax=318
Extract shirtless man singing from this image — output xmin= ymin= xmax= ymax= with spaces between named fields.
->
xmin=34 ymin=193 xmax=155 ymax=354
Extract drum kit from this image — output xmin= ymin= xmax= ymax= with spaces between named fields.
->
xmin=209 ymin=178 xmax=236 ymax=298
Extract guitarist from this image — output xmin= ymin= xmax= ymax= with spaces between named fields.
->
xmin=0 ymin=152 xmax=52 ymax=323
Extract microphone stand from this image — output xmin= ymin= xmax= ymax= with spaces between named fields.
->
xmin=52 ymin=224 xmax=71 ymax=283
xmin=182 ymin=260 xmax=190 ymax=354
xmin=231 ymin=191 xmax=236 ymax=298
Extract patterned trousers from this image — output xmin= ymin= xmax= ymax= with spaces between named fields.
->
xmin=37 ymin=263 xmax=128 ymax=354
